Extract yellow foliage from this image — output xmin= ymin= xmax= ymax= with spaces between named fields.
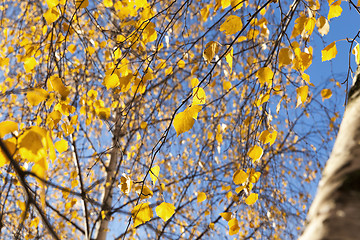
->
xmin=220 ymin=212 xmax=232 ymax=221
xmin=248 ymin=145 xmax=263 ymax=162
xmin=321 ymin=89 xmax=332 ymax=101
xmin=173 ymin=105 xmax=202 ymax=136
xmin=192 ymin=87 xmax=206 ymax=105
xmin=322 ymin=42 xmax=337 ymax=62
xmin=0 ymin=121 xmax=18 ymax=138
xmin=150 ymin=165 xmax=160 ymax=185
xmin=131 ymin=202 xmax=153 ymax=227
xmin=155 ymin=202 xmax=175 ymax=222
xmin=233 ymin=169 xmax=248 ymax=185
xmin=203 ymin=41 xmax=221 ymax=65
xmin=220 ymin=15 xmax=243 ymax=35
xmin=256 ymin=67 xmax=274 ymax=86
xmin=197 ymin=192 xmax=206 ymax=203
xmin=119 ymin=173 xmax=132 ymax=195
xmin=245 ymin=193 xmax=258 ymax=205
xmin=27 ymin=88 xmax=48 ymax=106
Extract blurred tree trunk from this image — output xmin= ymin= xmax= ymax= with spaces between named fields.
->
xmin=300 ymin=68 xmax=360 ymax=239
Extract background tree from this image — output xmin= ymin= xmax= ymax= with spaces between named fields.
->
xmin=0 ymin=0 xmax=354 ymax=239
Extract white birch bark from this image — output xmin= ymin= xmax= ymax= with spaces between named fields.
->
xmin=300 ymin=71 xmax=360 ymax=239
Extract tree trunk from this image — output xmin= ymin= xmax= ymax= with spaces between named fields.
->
xmin=300 ymin=68 xmax=360 ymax=239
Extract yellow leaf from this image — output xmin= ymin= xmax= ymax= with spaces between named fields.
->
xmin=248 ymin=145 xmax=263 ymax=162
xmin=203 ymin=41 xmax=221 ymax=65
xmin=190 ymin=78 xmax=199 ymax=88
xmin=249 ymin=171 xmax=261 ymax=183
xmin=245 ymin=193 xmax=258 ymax=205
xmin=192 ymin=87 xmax=206 ymax=105
xmin=316 ymin=16 xmax=330 ymax=36
xmin=27 ymin=88 xmax=48 ymax=106
xmin=328 ymin=0 xmax=342 ymax=20
xmin=55 ymin=139 xmax=68 ymax=154
xmin=173 ymin=105 xmax=202 ymax=136
xmin=233 ymin=169 xmax=248 ymax=185
xmin=43 ymin=7 xmax=60 ymax=25
xmin=142 ymin=22 xmax=157 ymax=43
xmin=0 ymin=121 xmax=18 ymax=138
xmin=256 ymin=67 xmax=274 ymax=86
xmin=220 ymin=15 xmax=243 ymax=35
xmin=0 ymin=138 xmax=16 ymax=167
xmin=259 ymin=129 xmax=277 ymax=146
xmin=178 ymin=60 xmax=185 ymax=69
xmin=24 ymin=57 xmax=37 ymax=73
xmin=228 ymin=218 xmax=240 ymax=235
xmin=223 ymin=81 xmax=232 ymax=91
xmin=296 ymin=85 xmax=308 ymax=107
xmin=103 ymin=0 xmax=113 ymax=7
xmin=135 ymin=185 xmax=153 ymax=199
xmin=220 ymin=212 xmax=232 ymax=221
xmin=209 ymin=222 xmax=215 ymax=230
xmin=197 ymin=192 xmax=206 ymax=203
xmin=140 ymin=121 xmax=148 ymax=129
xmin=278 ymin=48 xmax=293 ymax=67
xmin=322 ymin=42 xmax=337 ymax=62
xmin=155 ymin=202 xmax=175 ymax=222
xmin=46 ymin=0 xmax=59 ymax=8
xmin=131 ymin=202 xmax=153 ymax=227
xmin=235 ymin=185 xmax=245 ymax=193
xmin=75 ymin=0 xmax=89 ymax=8
xmin=103 ymin=73 xmax=120 ymax=89
xmin=225 ymin=47 xmax=233 ymax=72
xmin=231 ymin=0 xmax=243 ymax=10
xmin=150 ymin=165 xmax=160 ymax=185
xmin=119 ymin=173 xmax=132 ymax=195
xmin=321 ymin=89 xmax=332 ymax=101
xmin=352 ymin=43 xmax=360 ymax=65
xmin=47 ymin=75 xmax=70 ymax=98
xmin=187 ymin=105 xmax=202 ymax=120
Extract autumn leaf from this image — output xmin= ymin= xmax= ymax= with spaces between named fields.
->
xmin=55 ymin=139 xmax=68 ymax=154
xmin=47 ymin=75 xmax=70 ymax=98
xmin=245 ymin=193 xmax=258 ymax=205
xmin=24 ymin=57 xmax=37 ymax=73
xmin=316 ymin=16 xmax=330 ymax=36
xmin=27 ymin=88 xmax=49 ymax=106
xmin=328 ymin=0 xmax=342 ymax=20
xmin=43 ymin=7 xmax=60 ymax=25
xmin=248 ymin=145 xmax=263 ymax=162
xmin=225 ymin=47 xmax=233 ymax=72
xmin=46 ymin=0 xmax=59 ymax=9
xmin=173 ymin=105 xmax=202 ymax=136
xmin=75 ymin=0 xmax=89 ymax=8
xmin=150 ymin=165 xmax=160 ymax=185
xmin=197 ymin=192 xmax=206 ymax=203
xmin=192 ymin=87 xmax=206 ymax=105
xmin=352 ymin=44 xmax=360 ymax=65
xmin=155 ymin=202 xmax=175 ymax=222
xmin=296 ymin=85 xmax=309 ymax=107
xmin=278 ymin=48 xmax=293 ymax=67
xmin=131 ymin=202 xmax=153 ymax=227
xmin=259 ymin=129 xmax=277 ymax=146
xmin=233 ymin=169 xmax=248 ymax=185
xmin=135 ymin=185 xmax=153 ymax=199
xmin=228 ymin=218 xmax=240 ymax=235
xmin=0 ymin=121 xmax=18 ymax=138
xmin=220 ymin=15 xmax=243 ymax=35
xmin=103 ymin=73 xmax=120 ymax=89
xmin=322 ymin=42 xmax=337 ymax=62
xmin=119 ymin=173 xmax=132 ymax=195
xmin=203 ymin=41 xmax=221 ymax=64
xmin=220 ymin=212 xmax=232 ymax=221
xmin=256 ymin=67 xmax=274 ymax=86
xmin=0 ymin=138 xmax=16 ymax=167
xmin=321 ymin=89 xmax=332 ymax=101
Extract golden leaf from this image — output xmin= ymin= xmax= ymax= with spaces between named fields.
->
xmin=203 ymin=41 xmax=221 ymax=65
xmin=150 ymin=165 xmax=160 ymax=185
xmin=220 ymin=15 xmax=243 ymax=35
xmin=197 ymin=192 xmax=206 ymax=203
xmin=245 ymin=193 xmax=258 ymax=205
xmin=233 ymin=169 xmax=248 ymax=185
xmin=131 ymin=203 xmax=153 ymax=227
xmin=321 ymin=42 xmax=337 ymax=62
xmin=155 ymin=202 xmax=175 ymax=222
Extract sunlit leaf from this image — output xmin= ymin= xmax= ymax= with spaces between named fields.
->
xmin=259 ymin=129 xmax=277 ymax=146
xmin=43 ymin=7 xmax=60 ymax=25
xmin=220 ymin=15 xmax=243 ymax=35
xmin=228 ymin=218 xmax=240 ymax=235
xmin=55 ymin=139 xmax=68 ymax=154
xmin=46 ymin=0 xmax=59 ymax=8
xmin=245 ymin=193 xmax=258 ymax=205
xmin=47 ymin=75 xmax=70 ymax=98
xmin=140 ymin=122 xmax=148 ymax=129
xmin=220 ymin=212 xmax=232 ymax=221
xmin=131 ymin=202 xmax=153 ymax=227
xmin=248 ymin=145 xmax=263 ymax=162
xmin=278 ymin=48 xmax=293 ymax=67
xmin=150 ymin=165 xmax=160 ymax=185
xmin=197 ymin=192 xmax=206 ymax=203
xmin=352 ymin=43 xmax=360 ymax=65
xmin=173 ymin=105 xmax=202 ymax=136
xmin=24 ymin=57 xmax=37 ymax=73
xmin=316 ymin=16 xmax=330 ymax=36
xmin=75 ymin=0 xmax=89 ymax=8
xmin=27 ymin=88 xmax=48 ymax=106
xmin=321 ymin=89 xmax=332 ymax=101
xmin=203 ymin=41 xmax=220 ymax=65
xmin=103 ymin=0 xmax=113 ymax=8
xmin=119 ymin=173 xmax=132 ymax=195
xmin=155 ymin=202 xmax=175 ymax=222
xmin=0 ymin=121 xmax=18 ymax=138
xmin=321 ymin=42 xmax=337 ymax=62
xmin=328 ymin=0 xmax=342 ymax=20
xmin=192 ymin=87 xmax=206 ymax=105
xmin=103 ymin=73 xmax=120 ymax=89
xmin=0 ymin=138 xmax=16 ymax=167
xmin=225 ymin=47 xmax=233 ymax=72
xmin=296 ymin=85 xmax=309 ymax=107
xmin=233 ymin=169 xmax=248 ymax=185
xmin=256 ymin=67 xmax=274 ymax=86
xmin=135 ymin=184 xmax=153 ymax=199
xmin=178 ymin=60 xmax=185 ymax=69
